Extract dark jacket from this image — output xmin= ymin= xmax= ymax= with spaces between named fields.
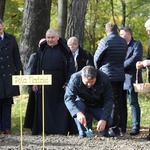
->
xmin=64 ymin=70 xmax=113 ymax=121
xmin=94 ymin=31 xmax=127 ymax=81
xmin=124 ymin=38 xmax=143 ymax=89
xmin=75 ymin=46 xmax=94 ymax=71
xmin=146 ymin=39 xmax=150 ymax=82
xmin=0 ymin=32 xmax=23 ymax=98
xmin=32 ymin=38 xmax=75 ymax=85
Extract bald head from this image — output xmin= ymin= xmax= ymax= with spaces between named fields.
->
xmin=67 ymin=37 xmax=79 ymax=53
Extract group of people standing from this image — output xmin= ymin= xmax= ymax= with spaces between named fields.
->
xmin=0 ymin=17 xmax=150 ymax=140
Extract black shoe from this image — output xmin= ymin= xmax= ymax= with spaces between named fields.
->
xmin=146 ymin=134 xmax=150 ymax=140
xmin=130 ymin=129 xmax=140 ymax=136
xmin=101 ymin=129 xmax=115 ymax=137
xmin=109 ymin=128 xmax=117 ymax=137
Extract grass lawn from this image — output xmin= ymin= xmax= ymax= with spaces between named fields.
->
xmin=11 ymin=93 xmax=150 ymax=133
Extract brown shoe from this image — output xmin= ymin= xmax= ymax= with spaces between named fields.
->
xmin=3 ymin=130 xmax=11 ymax=134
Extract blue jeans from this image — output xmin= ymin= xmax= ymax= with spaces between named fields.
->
xmin=122 ymin=88 xmax=141 ymax=131
xmin=74 ymin=100 xmax=112 ymax=136
xmin=128 ymin=88 xmax=141 ymax=130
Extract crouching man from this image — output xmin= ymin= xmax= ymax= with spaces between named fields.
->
xmin=64 ymin=66 xmax=113 ymax=138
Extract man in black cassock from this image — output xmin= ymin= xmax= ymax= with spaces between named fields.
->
xmin=24 ymin=28 xmax=75 ymax=135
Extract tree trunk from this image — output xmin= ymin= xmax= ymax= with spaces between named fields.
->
xmin=65 ymin=0 xmax=88 ymax=47
xmin=20 ymin=0 xmax=51 ymax=70
xmin=0 ymin=0 xmax=6 ymax=20
xmin=58 ymin=0 xmax=67 ymax=38
xmin=120 ymin=0 xmax=126 ymax=27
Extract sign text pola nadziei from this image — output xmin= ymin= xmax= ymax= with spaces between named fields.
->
xmin=12 ymin=75 xmax=52 ymax=85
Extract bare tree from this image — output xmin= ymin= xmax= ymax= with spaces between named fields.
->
xmin=0 ymin=0 xmax=6 ymax=20
xmin=58 ymin=0 xmax=68 ymax=38
xmin=20 ymin=0 xmax=51 ymax=70
xmin=65 ymin=0 xmax=88 ymax=46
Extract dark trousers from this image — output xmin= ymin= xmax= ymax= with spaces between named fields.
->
xmin=122 ymin=88 xmax=140 ymax=131
xmin=110 ymin=81 xmax=124 ymax=133
xmin=0 ymin=97 xmax=13 ymax=131
xmin=74 ymin=100 xmax=112 ymax=136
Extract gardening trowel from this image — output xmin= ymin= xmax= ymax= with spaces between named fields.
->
xmin=85 ymin=127 xmax=93 ymax=137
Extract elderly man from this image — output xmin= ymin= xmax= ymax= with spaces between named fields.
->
xmin=94 ymin=21 xmax=127 ymax=136
xmin=26 ymin=28 xmax=75 ymax=135
xmin=67 ymin=36 xmax=94 ymax=71
xmin=65 ymin=66 xmax=113 ymax=138
xmin=136 ymin=18 xmax=150 ymax=140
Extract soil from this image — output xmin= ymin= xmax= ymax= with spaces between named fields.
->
xmin=0 ymin=129 xmax=150 ymax=150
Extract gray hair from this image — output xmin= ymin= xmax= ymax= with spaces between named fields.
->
xmin=67 ymin=36 xmax=79 ymax=45
xmin=46 ymin=28 xmax=59 ymax=37
xmin=105 ymin=21 xmax=117 ymax=32
xmin=145 ymin=19 xmax=150 ymax=28
xmin=81 ymin=66 xmax=97 ymax=79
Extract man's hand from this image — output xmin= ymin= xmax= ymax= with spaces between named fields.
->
xmin=76 ymin=112 xmax=86 ymax=127
xmin=97 ymin=120 xmax=106 ymax=132
xmin=32 ymin=85 xmax=38 ymax=92
xmin=142 ymin=60 xmax=150 ymax=67
xmin=136 ymin=61 xmax=143 ymax=69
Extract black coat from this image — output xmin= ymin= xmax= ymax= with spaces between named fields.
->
xmin=75 ymin=46 xmax=94 ymax=71
xmin=24 ymin=38 xmax=76 ymax=135
xmin=94 ymin=31 xmax=127 ymax=81
xmin=0 ymin=32 xmax=23 ymax=98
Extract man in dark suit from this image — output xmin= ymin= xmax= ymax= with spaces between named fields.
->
xmin=94 ymin=21 xmax=127 ymax=136
xmin=0 ymin=19 xmax=23 ymax=134
xmin=120 ymin=26 xmax=143 ymax=135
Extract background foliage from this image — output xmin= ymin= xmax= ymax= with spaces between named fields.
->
xmin=2 ymin=0 xmax=150 ymax=131
xmin=3 ymin=0 xmax=150 ymax=56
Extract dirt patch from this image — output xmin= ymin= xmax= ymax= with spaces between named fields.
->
xmin=0 ymin=129 xmax=150 ymax=150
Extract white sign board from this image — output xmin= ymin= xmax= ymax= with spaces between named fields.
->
xmin=12 ymin=75 xmax=52 ymax=85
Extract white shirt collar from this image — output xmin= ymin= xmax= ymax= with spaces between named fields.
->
xmin=1 ymin=33 xmax=4 ymax=40
xmin=74 ymin=49 xmax=79 ymax=55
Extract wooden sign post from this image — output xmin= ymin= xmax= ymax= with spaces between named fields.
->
xmin=12 ymin=73 xmax=52 ymax=150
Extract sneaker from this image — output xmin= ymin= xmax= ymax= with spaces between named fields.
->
xmin=130 ymin=129 xmax=140 ymax=136
xmin=146 ymin=134 xmax=150 ymax=140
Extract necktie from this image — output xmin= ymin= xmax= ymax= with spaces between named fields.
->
xmin=0 ymin=37 xmax=2 ymax=44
